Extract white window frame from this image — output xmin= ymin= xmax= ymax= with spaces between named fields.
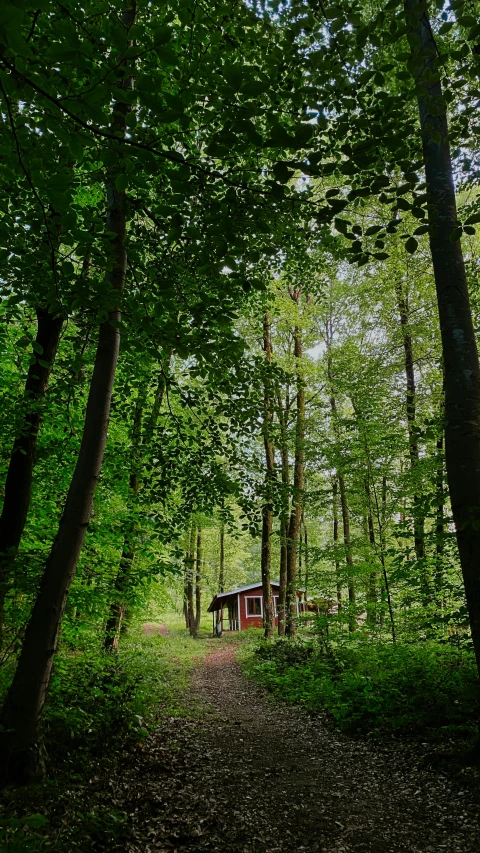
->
xmin=273 ymin=595 xmax=279 ymax=616
xmin=245 ymin=595 xmax=263 ymax=618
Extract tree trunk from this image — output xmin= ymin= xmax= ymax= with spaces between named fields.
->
xmin=278 ymin=521 xmax=287 ymax=636
xmin=435 ymin=432 xmax=445 ymax=604
xmin=194 ymin=528 xmax=202 ymax=636
xmin=261 ymin=313 xmax=275 ymax=640
xmin=339 ymin=474 xmax=356 ymax=632
xmin=186 ymin=524 xmax=196 ymax=636
xmin=303 ymin=518 xmax=309 ymax=598
xmin=0 ymin=4 xmax=136 ymax=785
xmin=104 ymin=402 xmax=142 ymax=650
xmin=327 ymin=331 xmax=355 ymax=632
xmin=333 ymin=479 xmax=342 ymax=611
xmin=286 ymin=318 xmax=305 ymax=637
xmin=395 ymin=281 xmax=429 ymax=600
xmin=366 ymin=509 xmax=377 ymax=628
xmin=0 ymin=306 xmax=63 ymax=651
xmin=276 ymin=386 xmax=290 ymax=637
xmin=219 ymin=520 xmax=225 ymax=593
xmin=405 ymin=0 xmax=480 ymax=677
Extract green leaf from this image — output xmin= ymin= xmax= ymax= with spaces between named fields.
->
xmin=152 ymin=25 xmax=172 ymax=45
xmin=464 ymin=213 xmax=480 ymax=225
xmin=449 ymin=226 xmax=463 ymax=242
xmin=115 ymin=174 xmax=128 ymax=192
xmin=21 ymin=814 xmax=48 ymax=829
xmin=334 ymin=218 xmax=350 ymax=234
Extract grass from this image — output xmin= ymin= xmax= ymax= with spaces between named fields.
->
xmin=0 ymin=615 xmax=210 ymax=853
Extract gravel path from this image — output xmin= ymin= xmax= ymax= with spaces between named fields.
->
xmin=123 ymin=641 xmax=480 ymax=853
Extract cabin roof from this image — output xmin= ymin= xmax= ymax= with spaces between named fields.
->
xmin=207 ymin=581 xmax=280 ymax=612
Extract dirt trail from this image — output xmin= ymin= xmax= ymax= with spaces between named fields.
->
xmin=124 ymin=642 xmax=480 ymax=853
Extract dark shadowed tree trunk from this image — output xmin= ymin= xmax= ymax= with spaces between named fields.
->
xmin=286 ymin=297 xmax=305 ymax=637
xmin=261 ymin=313 xmax=275 ymax=639
xmin=435 ymin=432 xmax=445 ymax=604
xmin=0 ymin=4 xmax=136 ymax=785
xmin=0 ymin=306 xmax=63 ymax=650
xmin=405 ymin=0 xmax=480 ymax=680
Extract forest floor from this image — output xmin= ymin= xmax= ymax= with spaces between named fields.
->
xmin=2 ymin=632 xmax=480 ymax=852
xmin=120 ymin=638 xmax=480 ymax=853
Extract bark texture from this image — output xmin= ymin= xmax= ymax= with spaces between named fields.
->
xmin=0 ymin=4 xmax=136 ymax=784
xmin=405 ymin=0 xmax=480 ymax=675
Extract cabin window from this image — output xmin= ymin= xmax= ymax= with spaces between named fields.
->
xmin=246 ymin=596 xmax=262 ymax=616
xmin=273 ymin=596 xmax=279 ymax=615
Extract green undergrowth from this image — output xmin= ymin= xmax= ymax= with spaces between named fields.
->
xmin=243 ymin=637 xmax=480 ymax=740
xmin=0 ymin=617 xmax=209 ymax=852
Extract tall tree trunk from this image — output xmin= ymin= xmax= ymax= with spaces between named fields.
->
xmin=194 ymin=528 xmax=202 ymax=636
xmin=186 ymin=524 xmax=196 ymax=636
xmin=219 ymin=520 xmax=225 ymax=593
xmin=0 ymin=4 xmax=136 ymax=785
xmin=0 ymin=306 xmax=63 ymax=651
xmin=333 ymin=479 xmax=342 ymax=611
xmin=339 ymin=474 xmax=356 ymax=632
xmin=261 ymin=313 xmax=275 ymax=639
xmin=405 ymin=0 xmax=480 ymax=679
xmin=104 ymin=402 xmax=142 ymax=650
xmin=276 ymin=386 xmax=290 ymax=637
xmin=303 ymin=517 xmax=309 ymax=598
xmin=366 ymin=507 xmax=377 ymax=628
xmin=286 ymin=316 xmax=305 ymax=637
xmin=435 ymin=432 xmax=445 ymax=604
xmin=327 ymin=330 xmax=355 ymax=631
xmin=395 ymin=281 xmax=429 ymax=600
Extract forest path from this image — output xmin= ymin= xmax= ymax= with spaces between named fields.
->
xmin=125 ymin=641 xmax=480 ymax=853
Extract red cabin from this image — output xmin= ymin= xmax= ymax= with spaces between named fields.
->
xmin=207 ymin=582 xmax=305 ymax=635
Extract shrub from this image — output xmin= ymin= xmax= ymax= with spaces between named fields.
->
xmin=246 ymin=638 xmax=479 ymax=736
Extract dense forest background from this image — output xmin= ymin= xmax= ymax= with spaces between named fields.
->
xmin=1 ymin=0 xmax=480 ymax=803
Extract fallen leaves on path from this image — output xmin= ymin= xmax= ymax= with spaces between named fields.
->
xmin=112 ymin=642 xmax=480 ymax=853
